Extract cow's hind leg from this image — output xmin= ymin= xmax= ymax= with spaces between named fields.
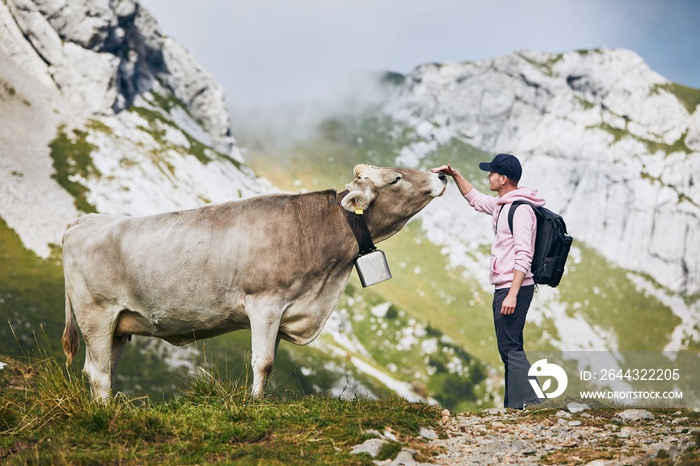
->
xmin=247 ymin=297 xmax=285 ymax=399
xmin=81 ymin=307 xmax=125 ymax=401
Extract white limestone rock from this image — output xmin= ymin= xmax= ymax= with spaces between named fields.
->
xmin=0 ymin=0 xmax=260 ymax=258
xmin=161 ymin=37 xmax=235 ymax=155
xmin=385 ymin=48 xmax=700 ymax=296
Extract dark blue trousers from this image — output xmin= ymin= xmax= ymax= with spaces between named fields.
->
xmin=492 ymin=284 xmax=540 ymax=409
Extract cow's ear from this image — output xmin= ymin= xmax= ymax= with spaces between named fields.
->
xmin=341 ymin=189 xmax=374 ymax=213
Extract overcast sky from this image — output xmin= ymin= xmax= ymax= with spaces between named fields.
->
xmin=140 ymin=0 xmax=699 ymax=108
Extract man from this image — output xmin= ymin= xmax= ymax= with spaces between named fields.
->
xmin=432 ymin=153 xmax=544 ymax=409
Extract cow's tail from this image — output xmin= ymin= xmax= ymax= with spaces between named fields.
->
xmin=62 ymin=290 xmax=79 ymax=366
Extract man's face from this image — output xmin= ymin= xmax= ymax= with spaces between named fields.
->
xmin=487 ymin=172 xmax=507 ymax=192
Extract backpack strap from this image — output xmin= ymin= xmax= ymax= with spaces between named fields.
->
xmin=507 ymin=200 xmax=536 ymax=234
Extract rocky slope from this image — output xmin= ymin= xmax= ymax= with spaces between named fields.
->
xmin=385 ymin=49 xmax=699 ymax=296
xmin=428 ymin=405 xmax=700 ymax=465
xmin=381 ymin=48 xmax=700 ymax=350
xmin=0 ymin=0 xmax=260 ymax=258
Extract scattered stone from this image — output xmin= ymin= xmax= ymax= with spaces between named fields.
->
xmin=616 ymin=409 xmax=655 ymax=422
xmin=350 ymin=438 xmax=387 ymax=457
xmin=372 ymin=448 xmax=437 ymax=466
xmin=555 ymin=410 xmax=572 ymax=418
xmin=618 ymin=427 xmax=635 ymax=438
xmin=383 ymin=430 xmax=398 ymax=442
xmin=440 ymin=409 xmax=451 ymax=424
xmin=672 ymin=417 xmax=689 ymax=424
xmin=567 ymin=402 xmax=590 ymax=413
xmin=389 ymin=448 xmax=417 ymax=465
xmin=419 ymin=427 xmax=438 ymax=440
xmin=482 ymin=407 xmax=507 ymax=415
xmin=427 ymin=407 xmax=696 ymax=465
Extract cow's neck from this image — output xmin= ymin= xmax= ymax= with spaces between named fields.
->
xmin=336 ymin=190 xmax=400 ymax=246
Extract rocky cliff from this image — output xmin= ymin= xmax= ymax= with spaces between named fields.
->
xmin=0 ymin=0 xmax=260 ymax=258
xmin=384 ymin=49 xmax=700 ymax=297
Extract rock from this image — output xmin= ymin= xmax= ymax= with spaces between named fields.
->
xmin=430 ymin=408 xmax=697 ymax=465
xmin=350 ymin=438 xmax=387 ymax=457
xmin=388 ymin=448 xmax=418 ymax=465
xmin=419 ymin=427 xmax=438 ymax=440
xmin=567 ymin=402 xmax=590 ymax=413
xmin=0 ymin=0 xmax=261 ymax=260
xmin=618 ymin=427 xmax=635 ymax=438
xmin=161 ymin=37 xmax=234 ymax=153
xmin=616 ymin=409 xmax=655 ymax=422
xmin=440 ymin=408 xmax=450 ymax=423
xmin=386 ymin=48 xmax=700 ymax=296
xmin=481 ymin=407 xmax=507 ymax=415
xmin=555 ymin=410 xmax=572 ymax=418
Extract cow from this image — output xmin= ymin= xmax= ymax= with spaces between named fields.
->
xmin=62 ymin=164 xmax=447 ymax=400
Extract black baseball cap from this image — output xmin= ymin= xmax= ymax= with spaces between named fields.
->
xmin=479 ymin=153 xmax=522 ymax=181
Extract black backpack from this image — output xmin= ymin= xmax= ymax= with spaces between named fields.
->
xmin=501 ymin=201 xmax=573 ymax=287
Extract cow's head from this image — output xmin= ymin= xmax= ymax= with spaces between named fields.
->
xmin=341 ymin=164 xmax=447 ymax=242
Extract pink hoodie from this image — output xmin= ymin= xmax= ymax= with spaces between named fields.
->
xmin=465 ymin=187 xmax=546 ymax=289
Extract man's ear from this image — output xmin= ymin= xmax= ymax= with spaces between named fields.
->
xmin=341 ymin=189 xmax=374 ymax=213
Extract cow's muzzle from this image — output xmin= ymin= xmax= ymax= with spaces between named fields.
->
xmin=430 ymin=172 xmax=448 ymax=197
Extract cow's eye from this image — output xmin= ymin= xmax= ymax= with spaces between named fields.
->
xmin=389 ymin=176 xmax=401 ymax=185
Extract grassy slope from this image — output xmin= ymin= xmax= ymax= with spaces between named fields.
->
xmin=0 ymin=217 xmax=65 ymax=356
xmin=0 ymin=355 xmax=443 ymax=465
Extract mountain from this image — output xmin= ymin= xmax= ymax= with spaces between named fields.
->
xmin=1 ymin=0 xmax=260 ymax=247
xmin=385 ymin=48 xmax=700 ymax=296
xmin=379 ymin=48 xmax=700 ymax=351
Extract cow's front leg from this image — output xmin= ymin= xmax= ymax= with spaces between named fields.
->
xmin=248 ymin=307 xmax=283 ymax=399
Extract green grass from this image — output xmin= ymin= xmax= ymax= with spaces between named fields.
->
xmin=0 ymin=354 xmax=442 ymax=465
xmin=558 ymin=244 xmax=680 ymax=350
xmin=49 ymin=127 xmax=100 ymax=213
xmin=654 ymin=82 xmax=700 ymax=114
xmin=330 ymin=278 xmax=491 ymax=412
xmin=0 ymin=217 xmax=65 ymax=357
